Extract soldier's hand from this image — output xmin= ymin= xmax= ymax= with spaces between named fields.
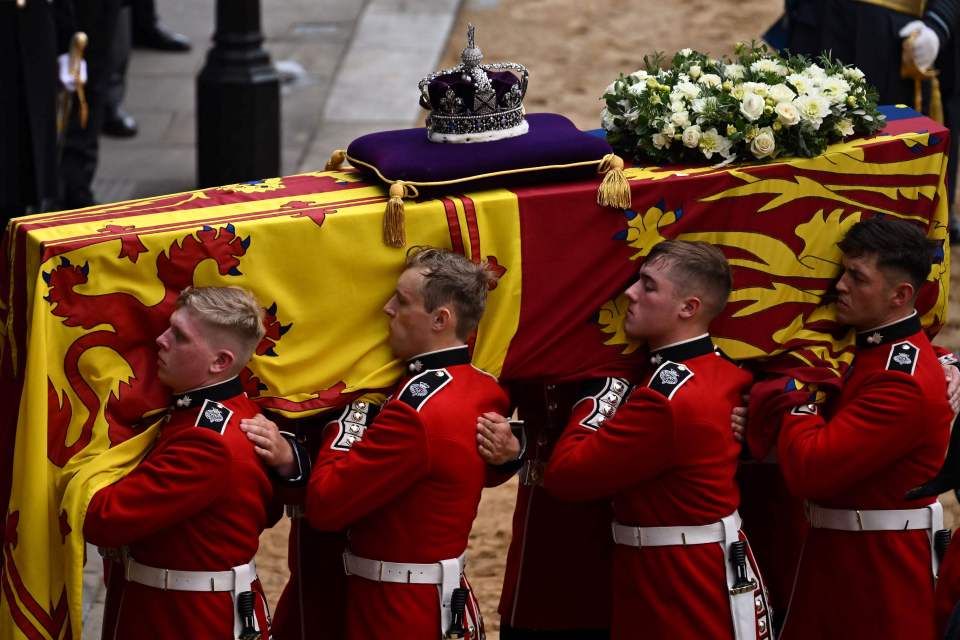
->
xmin=731 ymin=393 xmax=749 ymax=443
xmin=477 ymin=412 xmax=521 ymax=465
xmin=899 ymin=20 xmax=940 ymax=71
xmin=57 ymin=53 xmax=87 ymax=92
xmin=944 ymin=364 xmax=960 ymax=415
xmin=240 ymin=413 xmax=296 ymax=477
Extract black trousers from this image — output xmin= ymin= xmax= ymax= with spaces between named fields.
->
xmin=59 ymin=0 xmax=124 ymax=209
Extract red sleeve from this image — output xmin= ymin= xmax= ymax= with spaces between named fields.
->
xmin=305 ymin=401 xmax=429 ymax=531
xmin=778 ymin=373 xmax=927 ymax=500
xmin=543 ymin=389 xmax=677 ymax=501
xmin=84 ymin=430 xmax=230 ymax=547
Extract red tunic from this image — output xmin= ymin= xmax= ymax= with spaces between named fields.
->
xmin=544 ymin=336 xmax=763 ymax=640
xmin=777 ymin=316 xmax=950 ymax=640
xmin=84 ymin=377 xmax=278 ymax=640
xmin=497 ymin=381 xmax=613 ymax=633
xmin=305 ymin=347 xmax=510 ymax=640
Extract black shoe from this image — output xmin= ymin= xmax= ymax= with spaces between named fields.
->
xmin=133 ymin=25 xmax=191 ymax=52
xmin=102 ymin=108 xmax=138 ymax=138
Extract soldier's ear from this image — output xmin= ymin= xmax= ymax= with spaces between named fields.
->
xmin=678 ymin=296 xmax=701 ymax=319
xmin=890 ymin=281 xmax=915 ymax=308
xmin=432 ymin=306 xmax=453 ymax=333
xmin=210 ymin=349 xmax=237 ymax=374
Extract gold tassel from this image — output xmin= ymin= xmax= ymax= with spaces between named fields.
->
xmin=929 ymin=76 xmax=944 ymax=124
xmin=325 ymin=149 xmax=347 ymax=171
xmin=596 ymin=154 xmax=631 ymax=210
xmin=384 ymin=182 xmax=406 ymax=248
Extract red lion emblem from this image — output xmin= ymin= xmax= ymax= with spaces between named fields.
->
xmin=43 ymin=224 xmax=287 ymax=466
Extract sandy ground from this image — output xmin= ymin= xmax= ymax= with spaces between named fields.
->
xmin=254 ymin=1 xmax=960 ymax=637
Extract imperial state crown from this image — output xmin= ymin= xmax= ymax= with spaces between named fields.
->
xmin=419 ymin=24 xmax=529 ymax=143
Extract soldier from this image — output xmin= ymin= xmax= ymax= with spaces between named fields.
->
xmin=767 ymin=216 xmax=951 ymax=639
xmin=80 ymin=286 xmax=306 ymax=640
xmin=0 ymin=0 xmax=79 ymax=223
xmin=541 ymin=240 xmax=771 ymax=639
xmin=248 ymin=247 xmax=510 ymax=639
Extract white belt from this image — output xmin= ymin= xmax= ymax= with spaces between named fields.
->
xmin=806 ymin=502 xmax=939 ymax=531
xmin=342 ymin=550 xmax=464 ymax=584
xmin=611 ymin=512 xmax=742 ymax=547
xmin=612 ymin=512 xmax=771 ymax=640
xmin=343 ymin=551 xmax=466 ymax=634
xmin=125 ymin=556 xmax=261 ymax=639
xmin=124 ymin=556 xmax=258 ymax=592
xmin=806 ymin=501 xmax=945 ymax=579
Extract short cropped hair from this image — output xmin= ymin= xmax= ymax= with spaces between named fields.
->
xmin=837 ymin=216 xmax=935 ymax=290
xmin=645 ymin=240 xmax=732 ymax=320
xmin=405 ymin=247 xmax=492 ymax=340
xmin=176 ymin=286 xmax=265 ymax=365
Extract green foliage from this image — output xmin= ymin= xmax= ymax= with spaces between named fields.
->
xmin=600 ymin=43 xmax=886 ymax=165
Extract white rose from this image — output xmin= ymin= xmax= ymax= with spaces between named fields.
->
xmin=652 ymin=133 xmax=671 ymax=149
xmin=749 ymin=127 xmax=776 ymax=159
xmin=679 ymin=48 xmax=693 ymax=57
xmin=724 ymin=64 xmax=746 ymax=81
xmin=834 ymin=118 xmax=854 ymax=136
xmin=675 ymin=81 xmax=701 ymax=100
xmin=794 ymin=94 xmax=831 ymax=129
xmin=682 ymin=125 xmax=701 ymax=148
xmin=699 ymin=73 xmax=722 ymax=88
xmin=689 ymin=65 xmax=702 ymax=80
xmin=739 ymin=92 xmax=765 ymax=121
xmin=671 ymin=110 xmax=691 ymax=128
xmin=670 ymin=99 xmax=686 ymax=113
xmin=767 ymin=83 xmax=797 ymax=104
xmin=775 ymin=102 xmax=801 ymax=126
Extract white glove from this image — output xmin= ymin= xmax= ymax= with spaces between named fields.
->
xmin=57 ymin=53 xmax=88 ymax=92
xmin=899 ymin=20 xmax=941 ymax=71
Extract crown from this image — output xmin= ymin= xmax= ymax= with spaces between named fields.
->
xmin=419 ymin=24 xmax=529 ymax=144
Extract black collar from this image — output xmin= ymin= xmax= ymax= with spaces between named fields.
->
xmin=856 ymin=312 xmax=921 ymax=348
xmin=171 ymin=377 xmax=244 ymax=410
xmin=648 ymin=335 xmax=715 ymax=367
xmin=405 ymin=346 xmax=471 ymax=374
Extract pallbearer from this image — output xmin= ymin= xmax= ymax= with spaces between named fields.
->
xmin=544 ymin=240 xmax=772 ymax=640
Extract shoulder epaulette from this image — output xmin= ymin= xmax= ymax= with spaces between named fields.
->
xmin=397 ymin=369 xmax=452 ymax=412
xmin=939 ymin=352 xmax=959 ymax=367
xmin=576 ymin=377 xmax=631 ymax=431
xmin=330 ymin=399 xmax=381 ymax=452
xmin=886 ymin=341 xmax=919 ymax=376
xmin=194 ymin=399 xmax=234 ymax=435
xmin=790 ymin=403 xmax=820 ymax=416
xmin=647 ymin=361 xmax=694 ymax=400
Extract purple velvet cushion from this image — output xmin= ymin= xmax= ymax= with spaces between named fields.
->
xmin=346 ymin=113 xmax=613 ymax=194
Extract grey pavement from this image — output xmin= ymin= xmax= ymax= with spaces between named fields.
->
xmin=94 ymin=0 xmax=461 ymax=204
xmin=82 ymin=0 xmax=461 ymax=634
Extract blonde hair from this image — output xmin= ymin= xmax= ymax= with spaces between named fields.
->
xmin=176 ymin=286 xmax=265 ymax=365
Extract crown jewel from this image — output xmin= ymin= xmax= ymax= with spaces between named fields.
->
xmin=419 ymin=25 xmax=529 ymax=143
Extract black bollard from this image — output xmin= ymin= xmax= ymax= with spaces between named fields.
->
xmin=196 ymin=0 xmax=280 ymax=188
